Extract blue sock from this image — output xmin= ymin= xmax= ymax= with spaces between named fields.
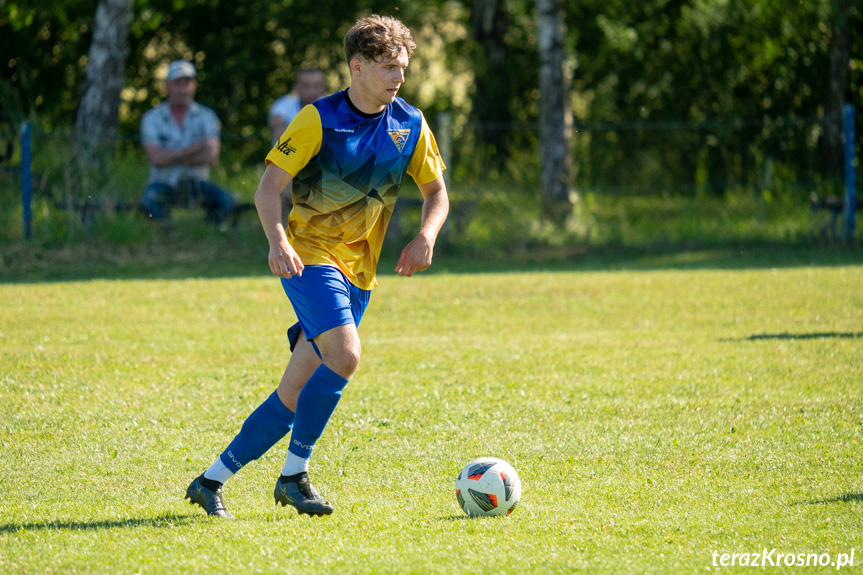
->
xmin=287 ymin=364 xmax=349 ymax=459
xmin=218 ymin=391 xmax=296 ymax=472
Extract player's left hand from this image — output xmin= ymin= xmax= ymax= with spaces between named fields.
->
xmin=395 ymin=234 xmax=434 ymax=277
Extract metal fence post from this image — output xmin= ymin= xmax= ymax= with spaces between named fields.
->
xmin=843 ymin=104 xmax=856 ymax=241
xmin=20 ymin=121 xmax=32 ymax=239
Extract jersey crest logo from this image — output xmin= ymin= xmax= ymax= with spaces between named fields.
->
xmin=387 ymin=129 xmax=411 ymax=153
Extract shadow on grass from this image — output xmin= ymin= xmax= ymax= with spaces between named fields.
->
xmin=1 ymin=237 xmax=861 ymax=284
xmin=425 ymin=242 xmax=863 ymax=276
xmin=0 ymin=513 xmax=198 ymax=533
xmin=796 ymin=493 xmax=863 ymax=505
xmin=721 ymin=332 xmax=863 ymax=342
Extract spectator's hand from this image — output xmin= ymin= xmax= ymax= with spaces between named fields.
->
xmin=268 ymin=234 xmax=304 ymax=279
xmin=184 ymin=141 xmax=214 ymax=166
xmin=200 ymin=139 xmax=217 ymax=157
xmin=395 ymin=234 xmax=434 ymax=277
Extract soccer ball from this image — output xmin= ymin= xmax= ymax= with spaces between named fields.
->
xmin=455 ymin=457 xmax=521 ymax=517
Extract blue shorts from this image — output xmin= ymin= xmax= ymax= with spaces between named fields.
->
xmin=281 ymin=265 xmax=371 ymax=351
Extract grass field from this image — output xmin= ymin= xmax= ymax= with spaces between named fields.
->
xmin=1 ymin=255 xmax=862 ymax=573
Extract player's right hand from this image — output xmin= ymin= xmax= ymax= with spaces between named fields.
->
xmin=268 ymin=238 xmax=304 ymax=278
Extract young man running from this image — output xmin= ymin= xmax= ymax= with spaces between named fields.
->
xmin=185 ymin=14 xmax=449 ymax=518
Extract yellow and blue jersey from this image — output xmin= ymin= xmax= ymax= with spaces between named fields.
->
xmin=266 ymin=90 xmax=445 ymax=290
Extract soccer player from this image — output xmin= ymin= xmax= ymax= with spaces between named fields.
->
xmin=185 ymin=14 xmax=449 ymax=518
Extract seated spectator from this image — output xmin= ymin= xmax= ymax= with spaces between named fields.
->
xmin=140 ymin=60 xmax=235 ymax=224
xmin=268 ymin=69 xmax=327 ymax=144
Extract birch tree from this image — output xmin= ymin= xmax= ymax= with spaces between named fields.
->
xmin=74 ymin=0 xmax=134 ymax=175
xmin=538 ymin=0 xmax=573 ymax=224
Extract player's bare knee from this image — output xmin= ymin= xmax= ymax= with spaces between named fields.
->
xmin=336 ymin=350 xmax=361 ymax=378
xmin=324 ymin=344 xmax=361 ymax=379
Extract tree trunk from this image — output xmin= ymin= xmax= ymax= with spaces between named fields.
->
xmin=75 ymin=0 xmax=133 ymax=176
xmin=537 ymin=0 xmax=573 ymax=224
xmin=821 ymin=0 xmax=850 ymax=181
xmin=471 ymin=0 xmax=512 ymax=161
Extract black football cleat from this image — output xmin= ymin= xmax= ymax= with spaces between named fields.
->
xmin=273 ymin=473 xmax=334 ymax=516
xmin=185 ymin=475 xmax=234 ymax=519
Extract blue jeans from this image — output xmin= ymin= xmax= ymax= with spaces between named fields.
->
xmin=140 ymin=179 xmax=235 ymax=223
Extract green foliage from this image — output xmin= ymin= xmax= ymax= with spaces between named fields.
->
xmin=1 ymin=262 xmax=862 ymax=573
xmin=4 ymin=0 xmax=861 ymax=133
xmin=567 ymin=0 xmax=842 ymax=121
xmin=1 ymin=0 xmax=463 ymax=140
xmin=0 ymin=0 xmax=99 ymax=125
xmin=564 ymin=0 xmax=861 ymax=197
xmin=2 ymin=0 xmax=861 ymax=237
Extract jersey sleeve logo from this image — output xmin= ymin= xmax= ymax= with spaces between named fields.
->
xmin=387 ymin=129 xmax=411 ymax=153
xmin=275 ymin=137 xmax=298 ymax=156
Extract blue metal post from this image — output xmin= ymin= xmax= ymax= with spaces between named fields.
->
xmin=20 ymin=122 xmax=33 ymax=239
xmin=843 ymin=104 xmax=856 ymax=240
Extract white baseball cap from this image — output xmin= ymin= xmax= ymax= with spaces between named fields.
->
xmin=165 ymin=60 xmax=197 ymax=82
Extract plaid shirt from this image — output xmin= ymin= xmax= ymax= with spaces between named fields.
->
xmin=141 ymin=101 xmax=220 ymax=186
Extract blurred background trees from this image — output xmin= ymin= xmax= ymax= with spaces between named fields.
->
xmin=1 ymin=0 xmax=860 ymax=229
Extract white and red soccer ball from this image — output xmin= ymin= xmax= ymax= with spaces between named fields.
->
xmin=455 ymin=457 xmax=522 ymax=517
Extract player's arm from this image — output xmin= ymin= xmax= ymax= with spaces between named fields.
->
xmin=395 ymin=175 xmax=449 ymax=277
xmin=257 ymin=104 xmax=322 ymax=278
xmin=254 ymin=164 xmax=304 ymax=278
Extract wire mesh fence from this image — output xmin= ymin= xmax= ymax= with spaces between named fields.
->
xmin=0 ymin=111 xmax=857 ymax=248
xmin=448 ymin=113 xmax=844 ymax=197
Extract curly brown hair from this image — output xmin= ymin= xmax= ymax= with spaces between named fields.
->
xmin=344 ymin=15 xmax=416 ymax=65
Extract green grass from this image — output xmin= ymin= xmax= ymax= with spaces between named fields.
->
xmin=1 ymin=258 xmax=862 ymax=573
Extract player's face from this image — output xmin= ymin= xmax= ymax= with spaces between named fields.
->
xmin=166 ymin=77 xmax=197 ymax=108
xmin=355 ymin=48 xmax=409 ymax=109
